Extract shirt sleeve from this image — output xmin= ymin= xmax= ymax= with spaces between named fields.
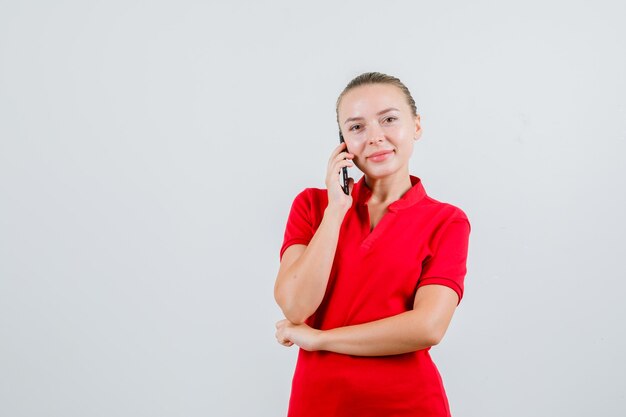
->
xmin=279 ymin=189 xmax=314 ymax=262
xmin=417 ymin=216 xmax=471 ymax=305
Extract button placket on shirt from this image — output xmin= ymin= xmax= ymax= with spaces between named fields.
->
xmin=354 ymin=174 xmax=424 ymax=251
xmin=359 ymin=204 xmax=399 ymax=250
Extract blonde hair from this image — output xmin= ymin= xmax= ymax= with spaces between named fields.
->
xmin=335 ymin=72 xmax=418 ymax=128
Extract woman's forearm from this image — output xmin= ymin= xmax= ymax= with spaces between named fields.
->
xmin=275 ymin=207 xmax=345 ymax=324
xmin=317 ymin=310 xmax=439 ymax=356
xmin=276 ymin=285 xmax=458 ymax=356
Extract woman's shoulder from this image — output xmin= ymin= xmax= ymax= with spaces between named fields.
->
xmin=286 ymin=187 xmax=329 ymax=231
xmin=420 ymin=193 xmax=470 ymax=223
xmin=290 ymin=186 xmax=329 ymax=209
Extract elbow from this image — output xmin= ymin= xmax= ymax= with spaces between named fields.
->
xmin=279 ymin=304 xmax=309 ymax=325
xmin=427 ymin=325 xmax=446 ymax=347
xmin=283 ymin=313 xmax=307 ymax=325
xmin=413 ymin=309 xmax=449 ymax=347
xmin=429 ymin=333 xmax=442 ymax=347
xmin=413 ymin=316 xmax=445 ymax=348
xmin=274 ymin=289 xmax=310 ymax=325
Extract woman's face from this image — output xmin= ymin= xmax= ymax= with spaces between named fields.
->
xmin=338 ymin=83 xmax=421 ymax=179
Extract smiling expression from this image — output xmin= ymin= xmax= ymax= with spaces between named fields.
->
xmin=338 ymin=83 xmax=422 ymax=179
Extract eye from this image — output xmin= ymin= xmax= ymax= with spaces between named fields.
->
xmin=349 ymin=124 xmax=361 ymax=131
xmin=385 ymin=116 xmax=397 ymax=123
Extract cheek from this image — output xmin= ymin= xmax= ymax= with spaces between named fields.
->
xmin=346 ymin=141 xmax=365 ymax=158
xmin=400 ymin=143 xmax=415 ymax=160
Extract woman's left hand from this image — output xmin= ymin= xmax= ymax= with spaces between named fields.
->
xmin=275 ymin=319 xmax=323 ymax=351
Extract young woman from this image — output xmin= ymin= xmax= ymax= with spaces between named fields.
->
xmin=274 ymin=72 xmax=471 ymax=417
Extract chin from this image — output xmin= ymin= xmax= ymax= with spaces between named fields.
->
xmin=364 ymin=161 xmax=409 ymax=179
xmin=363 ymin=167 xmax=396 ymax=179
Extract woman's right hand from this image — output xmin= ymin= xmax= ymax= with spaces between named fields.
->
xmin=325 ymin=141 xmax=355 ymax=214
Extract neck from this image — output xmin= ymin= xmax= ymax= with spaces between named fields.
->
xmin=364 ymin=172 xmax=413 ymax=205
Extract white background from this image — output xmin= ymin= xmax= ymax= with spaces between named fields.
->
xmin=1 ymin=1 xmax=625 ymax=416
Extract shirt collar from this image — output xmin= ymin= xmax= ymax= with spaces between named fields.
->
xmin=354 ymin=174 xmax=426 ymax=212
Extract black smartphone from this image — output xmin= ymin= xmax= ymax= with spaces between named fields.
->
xmin=339 ymin=131 xmax=349 ymax=195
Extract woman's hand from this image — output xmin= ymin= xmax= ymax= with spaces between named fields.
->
xmin=325 ymin=142 xmax=355 ymax=214
xmin=275 ymin=319 xmax=323 ymax=352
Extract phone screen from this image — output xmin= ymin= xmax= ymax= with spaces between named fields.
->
xmin=339 ymin=132 xmax=349 ymax=195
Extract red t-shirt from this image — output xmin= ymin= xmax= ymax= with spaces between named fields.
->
xmin=279 ymin=174 xmax=471 ymax=417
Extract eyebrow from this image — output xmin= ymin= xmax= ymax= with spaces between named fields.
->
xmin=343 ymin=107 xmax=400 ymax=125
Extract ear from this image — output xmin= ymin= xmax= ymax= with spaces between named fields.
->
xmin=413 ymin=114 xmax=422 ymax=141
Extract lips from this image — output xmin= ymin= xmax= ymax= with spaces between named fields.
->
xmin=367 ymin=150 xmax=394 ymax=162
xmin=367 ymin=150 xmax=393 ymax=158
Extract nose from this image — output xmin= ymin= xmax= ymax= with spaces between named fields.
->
xmin=367 ymin=123 xmax=385 ymax=144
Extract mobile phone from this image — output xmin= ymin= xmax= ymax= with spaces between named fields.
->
xmin=339 ymin=132 xmax=349 ymax=195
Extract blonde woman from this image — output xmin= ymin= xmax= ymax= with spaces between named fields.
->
xmin=275 ymin=72 xmax=471 ymax=417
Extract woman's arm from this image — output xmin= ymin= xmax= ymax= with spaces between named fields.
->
xmin=274 ymin=207 xmax=346 ymax=324
xmin=275 ymin=284 xmax=459 ymax=356
xmin=274 ymin=143 xmax=356 ymax=325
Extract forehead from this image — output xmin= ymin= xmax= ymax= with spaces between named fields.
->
xmin=339 ymin=83 xmax=408 ymax=119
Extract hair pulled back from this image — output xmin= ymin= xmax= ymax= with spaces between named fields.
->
xmin=335 ymin=72 xmax=417 ymax=128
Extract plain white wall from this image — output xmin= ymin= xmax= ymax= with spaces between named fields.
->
xmin=1 ymin=1 xmax=625 ymax=416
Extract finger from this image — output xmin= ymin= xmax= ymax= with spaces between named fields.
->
xmin=329 ymin=142 xmax=349 ymax=162
xmin=276 ymin=333 xmax=292 ymax=346
xmin=332 ymin=156 xmax=355 ymax=170
xmin=333 ymin=151 xmax=354 ymax=163
xmin=332 ymin=149 xmax=354 ymax=159
xmin=330 ymin=159 xmax=354 ymax=177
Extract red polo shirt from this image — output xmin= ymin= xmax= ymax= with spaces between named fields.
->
xmin=279 ymin=174 xmax=471 ymax=417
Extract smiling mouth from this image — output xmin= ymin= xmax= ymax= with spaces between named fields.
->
xmin=367 ymin=151 xmax=394 ymax=162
